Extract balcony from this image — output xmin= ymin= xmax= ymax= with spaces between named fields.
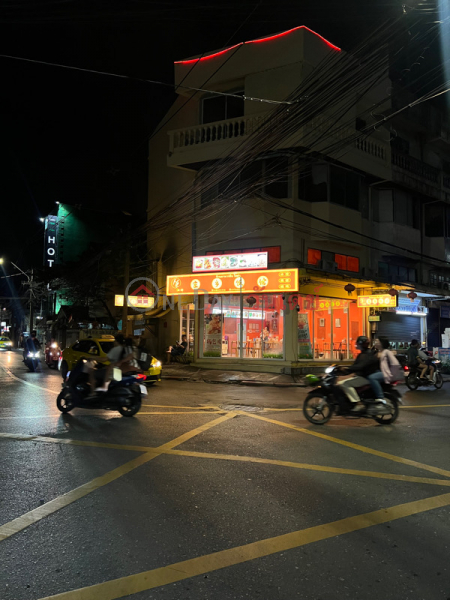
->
xmin=391 ymin=151 xmax=443 ymax=199
xmin=167 ymin=113 xmax=391 ymax=178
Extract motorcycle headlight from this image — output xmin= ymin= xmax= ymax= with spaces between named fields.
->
xmin=51 ymin=343 xmax=58 ymax=348
xmin=325 ymin=366 xmax=334 ymax=374
xmin=153 ymin=360 xmax=161 ymax=368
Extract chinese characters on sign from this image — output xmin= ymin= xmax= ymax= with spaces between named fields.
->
xmin=357 ymin=295 xmax=398 ymax=308
xmin=166 ymin=269 xmax=299 ymax=296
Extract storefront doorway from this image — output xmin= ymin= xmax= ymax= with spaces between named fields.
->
xmin=180 ymin=304 xmax=195 ymax=354
xmin=297 ymin=297 xmax=364 ymax=360
xmin=202 ymin=294 xmax=285 ymax=359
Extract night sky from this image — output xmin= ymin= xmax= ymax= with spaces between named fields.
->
xmin=0 ymin=0 xmax=417 ymax=271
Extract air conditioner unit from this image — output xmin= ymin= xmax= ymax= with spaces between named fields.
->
xmin=317 ymin=260 xmax=338 ymax=273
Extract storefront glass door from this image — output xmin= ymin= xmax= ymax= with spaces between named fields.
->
xmin=202 ymin=294 xmax=285 ymax=359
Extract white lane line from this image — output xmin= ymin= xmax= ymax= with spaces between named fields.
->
xmin=0 ymin=363 xmax=59 ymax=395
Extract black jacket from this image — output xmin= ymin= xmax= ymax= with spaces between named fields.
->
xmin=347 ymin=348 xmax=379 ymax=377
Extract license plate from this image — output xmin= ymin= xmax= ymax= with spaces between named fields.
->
xmin=139 ymin=384 xmax=147 ymax=395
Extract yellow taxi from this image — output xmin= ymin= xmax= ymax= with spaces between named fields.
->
xmin=0 ymin=336 xmax=13 ymax=350
xmin=60 ymin=335 xmax=162 ymax=384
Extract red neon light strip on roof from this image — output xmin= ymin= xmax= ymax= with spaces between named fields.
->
xmin=175 ymin=26 xmax=340 ymax=65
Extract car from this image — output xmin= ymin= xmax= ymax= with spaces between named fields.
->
xmin=0 ymin=336 xmax=13 ymax=350
xmin=59 ymin=335 xmax=162 ymax=384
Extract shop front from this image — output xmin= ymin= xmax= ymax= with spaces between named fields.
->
xmin=367 ymin=293 xmax=428 ymax=349
xmin=166 ymin=263 xmax=370 ymax=371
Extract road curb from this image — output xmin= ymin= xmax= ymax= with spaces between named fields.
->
xmin=161 ymin=375 xmax=307 ymax=387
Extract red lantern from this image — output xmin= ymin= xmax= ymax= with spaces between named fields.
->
xmin=407 ymin=291 xmax=417 ymax=302
xmin=344 ymin=283 xmax=356 ymax=296
xmin=388 ymin=288 xmax=399 ymax=296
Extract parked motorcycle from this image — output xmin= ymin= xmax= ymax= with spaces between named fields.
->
xmin=24 ymin=351 xmax=41 ymax=372
xmin=56 ymin=358 xmax=146 ymax=417
xmin=44 ymin=342 xmax=61 ymax=369
xmin=303 ymin=365 xmax=402 ymax=425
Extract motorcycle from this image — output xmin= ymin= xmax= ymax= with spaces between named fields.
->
xmin=56 ymin=358 xmax=146 ymax=417
xmin=404 ymin=359 xmax=443 ymax=390
xmin=304 ymin=365 xmax=402 ymax=425
xmin=45 ymin=342 xmax=61 ymax=369
xmin=24 ymin=350 xmax=41 ymax=372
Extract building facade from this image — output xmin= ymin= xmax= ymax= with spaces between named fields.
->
xmin=146 ymin=26 xmax=449 ymax=371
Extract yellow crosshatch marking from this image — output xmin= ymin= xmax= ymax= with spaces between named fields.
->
xmin=2 ymin=360 xmax=450 ymax=599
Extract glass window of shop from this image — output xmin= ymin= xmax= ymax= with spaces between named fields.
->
xmin=203 ymin=294 xmax=284 ymax=359
xmin=297 ymin=297 xmax=364 ymax=360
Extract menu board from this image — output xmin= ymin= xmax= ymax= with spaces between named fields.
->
xmin=167 ymin=269 xmax=298 ymax=296
xmin=193 ymin=252 xmax=268 ymax=272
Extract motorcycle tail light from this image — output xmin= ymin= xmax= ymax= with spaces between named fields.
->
xmin=135 ymin=373 xmax=147 ymax=381
xmin=403 ymin=366 xmax=409 ymax=371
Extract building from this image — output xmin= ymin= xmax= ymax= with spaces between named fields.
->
xmin=146 ymin=25 xmax=449 ymax=371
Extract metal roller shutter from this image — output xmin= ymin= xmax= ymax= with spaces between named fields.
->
xmin=376 ymin=313 xmax=421 ymax=342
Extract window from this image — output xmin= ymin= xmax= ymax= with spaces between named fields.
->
xmin=299 ymin=164 xmax=328 ymax=202
xmin=330 ymin=166 xmax=360 ymax=210
xmin=307 ymin=249 xmax=322 ymax=266
xmin=202 ymin=92 xmax=244 ymax=124
xmin=378 ymin=262 xmax=417 ymax=282
xmin=308 ymin=249 xmax=359 ymax=272
xmin=425 ymin=203 xmax=445 ymax=237
xmin=391 ymin=136 xmax=410 ymax=155
xmin=264 ymin=157 xmax=289 ymax=199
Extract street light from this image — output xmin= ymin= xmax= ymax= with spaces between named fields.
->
xmin=0 ymin=258 xmax=34 ymax=332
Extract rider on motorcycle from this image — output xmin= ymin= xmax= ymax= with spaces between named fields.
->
xmin=24 ymin=331 xmax=41 ymax=358
xmin=337 ymin=335 xmax=388 ymax=414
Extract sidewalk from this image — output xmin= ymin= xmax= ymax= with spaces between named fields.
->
xmin=161 ymin=363 xmax=306 ymax=387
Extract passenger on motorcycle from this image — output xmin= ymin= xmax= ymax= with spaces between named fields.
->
xmin=369 ymin=337 xmax=402 ymax=399
xmin=337 ymin=335 xmax=386 ymax=413
xmin=417 ymin=348 xmax=435 ymax=381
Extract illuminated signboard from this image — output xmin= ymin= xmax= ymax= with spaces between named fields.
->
xmin=166 ymin=269 xmax=298 ymax=296
xmin=115 ymin=295 xmax=155 ymax=308
xmin=43 ymin=215 xmax=60 ymax=267
xmin=357 ymin=295 xmax=398 ymax=308
xmin=192 ymin=252 xmax=268 ymax=272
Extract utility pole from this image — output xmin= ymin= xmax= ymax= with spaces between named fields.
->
xmin=121 ymin=248 xmax=130 ymax=336
xmin=29 ymin=269 xmax=34 ymax=333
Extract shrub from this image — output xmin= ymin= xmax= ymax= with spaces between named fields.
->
xmin=263 ymin=353 xmax=283 ymax=359
xmin=203 ymin=351 xmax=221 ymax=357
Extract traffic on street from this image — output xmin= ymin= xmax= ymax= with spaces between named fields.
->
xmin=1 ymin=349 xmax=450 ymax=600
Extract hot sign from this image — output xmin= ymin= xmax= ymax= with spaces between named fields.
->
xmin=43 ymin=216 xmax=60 ymax=267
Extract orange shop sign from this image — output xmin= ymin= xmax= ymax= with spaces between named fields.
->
xmin=357 ymin=295 xmax=398 ymax=308
xmin=166 ymin=269 xmax=299 ymax=296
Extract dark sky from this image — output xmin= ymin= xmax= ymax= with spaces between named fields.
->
xmin=0 ymin=0 xmax=415 ymax=271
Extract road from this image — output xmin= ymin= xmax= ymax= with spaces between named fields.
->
xmin=1 ymin=349 xmax=450 ymax=600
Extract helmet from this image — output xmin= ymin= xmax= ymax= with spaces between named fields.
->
xmin=356 ymin=335 xmax=370 ymax=350
xmin=305 ymin=374 xmax=320 ymax=386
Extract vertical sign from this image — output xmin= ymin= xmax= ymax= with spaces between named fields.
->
xmin=44 ymin=216 xmax=59 ymax=267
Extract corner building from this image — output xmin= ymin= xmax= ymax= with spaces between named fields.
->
xmin=146 ymin=26 xmax=449 ymax=372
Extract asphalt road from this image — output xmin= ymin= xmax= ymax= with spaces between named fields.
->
xmin=1 ymin=349 xmax=450 ymax=600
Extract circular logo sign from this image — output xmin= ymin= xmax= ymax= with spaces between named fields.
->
xmin=190 ymin=279 xmax=201 ymax=290
xmin=171 ymin=278 xmax=181 ymax=289
xmin=212 ymin=278 xmax=222 ymax=289
xmin=257 ymin=275 xmax=269 ymax=288
xmin=234 ymin=276 xmax=245 ymax=289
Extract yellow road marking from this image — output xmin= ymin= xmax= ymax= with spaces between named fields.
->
xmin=4 ymin=432 xmax=448 ymax=489
xmin=138 ymin=411 xmax=225 ymax=415
xmin=243 ymin=412 xmax=450 ymax=479
xmin=0 ymin=414 xmax=235 ymax=542
xmin=402 ymin=404 xmax=450 ymax=408
xmin=165 ymin=448 xmax=450 ymax=487
xmin=142 ymin=404 xmax=219 ymax=410
xmin=0 ymin=451 xmax=159 ymax=542
xmin=37 ymin=491 xmax=450 ymax=600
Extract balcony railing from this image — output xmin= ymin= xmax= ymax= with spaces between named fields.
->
xmin=392 ymin=151 xmax=440 ymax=184
xmin=168 ymin=114 xmax=389 ymax=163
